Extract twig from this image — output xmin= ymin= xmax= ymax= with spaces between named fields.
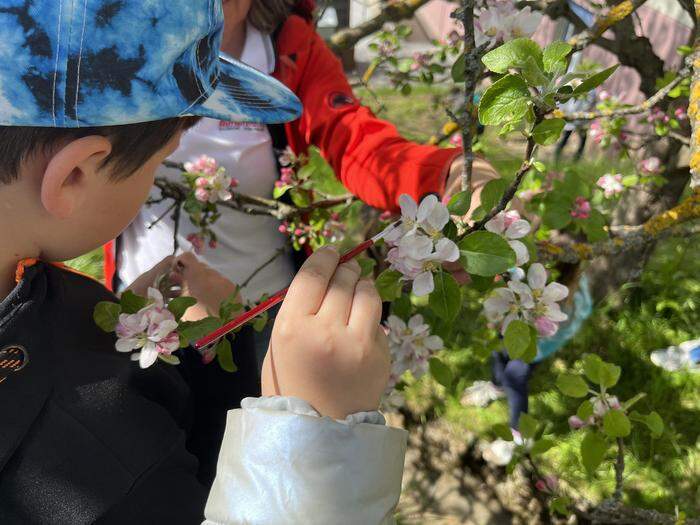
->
xmin=240 ymin=248 xmax=287 ymax=289
xmin=689 ymin=14 xmax=700 ymax=188
xmin=613 ymin=438 xmax=625 ymax=503
xmin=538 ymin=192 xmax=700 ymax=263
xmin=567 ymin=0 xmax=651 ymax=52
xmin=562 ymin=64 xmax=691 ymax=121
xmin=327 ymin=0 xmax=432 ymax=53
xmin=451 ymin=0 xmax=481 ymax=192
xmin=172 ymin=203 xmax=181 ymax=255
xmin=148 ymin=201 xmax=178 ymax=230
xmin=465 ymin=137 xmax=538 ymax=234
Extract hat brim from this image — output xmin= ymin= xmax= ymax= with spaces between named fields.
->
xmin=188 ymin=54 xmax=301 ymax=125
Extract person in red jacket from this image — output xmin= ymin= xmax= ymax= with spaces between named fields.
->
xmin=107 ymin=0 xmax=498 ymax=367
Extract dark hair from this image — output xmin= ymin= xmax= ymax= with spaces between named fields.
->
xmin=0 ymin=117 xmax=200 ymax=185
xmin=248 ymin=0 xmax=297 ymax=33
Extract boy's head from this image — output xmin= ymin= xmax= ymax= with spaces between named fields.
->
xmin=0 ymin=0 xmax=301 ymax=264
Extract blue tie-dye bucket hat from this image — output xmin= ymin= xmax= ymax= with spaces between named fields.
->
xmin=0 ymin=0 xmax=301 ymax=127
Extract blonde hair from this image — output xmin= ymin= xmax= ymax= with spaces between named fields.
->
xmin=248 ymin=0 xmax=297 ymax=34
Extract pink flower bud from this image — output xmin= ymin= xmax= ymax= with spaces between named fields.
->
xmin=195 ymin=177 xmax=209 ymax=188
xmin=195 ymin=188 xmax=210 ymax=202
xmin=570 ymin=196 xmax=591 ymax=219
xmin=568 ymin=415 xmax=585 ymax=429
xmin=186 ymin=233 xmax=204 ymax=254
xmin=675 ymin=106 xmax=688 ymax=120
xmin=229 ymin=178 xmax=239 ymax=188
xmin=330 ymin=212 xmax=341 ymax=221
xmin=209 ymin=239 xmax=218 ymax=249
xmin=449 ymin=133 xmax=463 ymax=148
xmin=535 ymin=479 xmax=547 ymax=492
xmin=379 ymin=210 xmax=393 ymax=221
xmin=274 ymin=181 xmax=285 ymax=188
xmin=278 ymin=224 xmax=288 ymax=234
xmin=294 ymin=228 xmax=303 ymax=236
xmin=598 ymin=90 xmax=610 ymax=101
xmin=299 ymin=237 xmax=307 ymax=245
xmin=535 ymin=316 xmax=559 ymax=337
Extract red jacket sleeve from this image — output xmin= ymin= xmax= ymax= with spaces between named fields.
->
xmin=275 ymin=18 xmax=461 ymax=212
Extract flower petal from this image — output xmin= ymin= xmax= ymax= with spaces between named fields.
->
xmin=527 ymin=263 xmax=547 ymax=290
xmin=399 ymin=194 xmax=418 ymax=220
xmin=542 ymin=282 xmax=569 ymax=303
xmin=139 ymin=343 xmax=159 ymax=369
xmin=416 ymin=194 xmax=438 ymax=223
xmin=115 ymin=337 xmax=140 ymax=353
xmin=412 ymin=271 xmax=435 ymax=296
xmin=544 ymin=303 xmax=568 ymax=322
xmin=509 ymin=240 xmax=530 ymax=266
xmin=432 ymin=238 xmax=460 ymax=262
xmin=485 ymin=213 xmax=505 ymax=234
xmin=505 ymin=219 xmax=531 ymax=239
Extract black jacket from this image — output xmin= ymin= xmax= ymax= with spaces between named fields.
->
xmin=0 ymin=262 xmax=259 ymax=524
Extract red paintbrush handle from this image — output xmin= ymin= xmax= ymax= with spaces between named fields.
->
xmin=194 ymin=239 xmax=375 ymax=349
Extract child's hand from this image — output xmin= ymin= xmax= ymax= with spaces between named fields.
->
xmin=125 ymin=256 xmax=181 ymax=297
xmin=174 ymin=252 xmax=240 ymax=321
xmin=262 ymin=247 xmax=390 ymax=420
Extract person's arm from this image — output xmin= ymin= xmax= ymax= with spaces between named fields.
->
xmin=285 ymin=22 xmax=460 ymax=212
xmin=174 ymin=249 xmax=407 ymax=524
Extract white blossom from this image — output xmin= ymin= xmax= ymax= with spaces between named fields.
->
xmin=462 ymin=380 xmax=505 ymax=407
xmin=650 ymin=339 xmax=700 ymax=372
xmin=596 ymin=173 xmax=624 ymax=198
xmin=485 ymin=210 xmax=531 ymax=266
xmin=475 ymin=1 xmax=541 ymax=47
xmin=382 ymin=194 xmax=459 ymax=296
xmin=385 ymin=314 xmax=444 ymax=391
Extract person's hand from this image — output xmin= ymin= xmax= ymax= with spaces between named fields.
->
xmin=262 ymin=247 xmax=391 ymax=420
xmin=174 ymin=252 xmax=241 ymax=321
xmin=125 ymin=256 xmax=181 ymax=297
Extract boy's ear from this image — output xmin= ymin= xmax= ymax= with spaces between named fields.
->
xmin=41 ymin=136 xmax=113 ymax=219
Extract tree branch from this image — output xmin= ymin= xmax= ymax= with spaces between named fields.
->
xmin=538 ymin=192 xmax=700 ymax=263
xmin=240 ymin=247 xmax=287 ymax=289
xmin=613 ymin=437 xmax=625 ymax=503
xmin=689 ymin=10 xmax=700 ymax=189
xmin=327 ymin=0 xmax=432 ymax=53
xmin=568 ymin=0 xmax=651 ymax=52
xmin=561 ymin=64 xmax=691 ymax=121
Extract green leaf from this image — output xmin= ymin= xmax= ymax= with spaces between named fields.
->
xmin=376 ymin=269 xmax=403 ymax=301
xmin=579 ymin=209 xmax=608 ymax=243
xmin=520 ymin=325 xmax=539 ymax=364
xmin=550 ymin=496 xmax=571 ymax=516
xmin=603 ymin=409 xmax=631 ymax=438
xmin=577 ymin=400 xmax=594 ymax=421
xmin=390 ymin=294 xmax=412 ymax=319
xmin=451 ymin=52 xmax=466 ymax=82
xmin=459 ymin=231 xmax=516 ymax=276
xmin=479 ymin=179 xmax=507 ymax=212
xmin=304 ymin=148 xmax=348 ymax=196
xmin=429 ymin=357 xmax=453 ymax=388
xmin=482 ymin=38 xmax=543 ymax=74
xmin=518 ymin=413 xmax=538 ymax=440
xmin=543 ymin=41 xmax=572 ymax=73
xmin=358 ymin=258 xmax=377 ymax=277
xmin=215 ymin=338 xmax=237 ymax=373
xmin=429 ymin=271 xmax=462 ymax=321
xmin=470 ymin=274 xmax=496 ymax=292
xmin=582 ymin=353 xmax=621 ymax=387
xmin=532 ymin=118 xmax=566 ymax=146
xmin=167 ymin=296 xmax=197 ymax=321
xmin=557 ymin=373 xmax=589 ymax=398
xmin=447 ymin=190 xmax=472 ymax=216
xmin=93 ymin=301 xmax=121 ymax=332
xmin=520 ymin=56 xmax=549 ymax=87
xmin=120 ymin=290 xmax=147 ymax=314
xmin=493 ymin=423 xmax=514 ymax=441
xmin=504 ymin=320 xmax=531 ymax=360
xmin=219 ymin=291 xmax=245 ymax=322
xmin=573 ymin=65 xmax=619 ymax=95
xmin=644 ymin=411 xmax=664 ymax=438
xmin=178 ymin=317 xmax=222 ymax=348
xmin=252 ymin=312 xmax=269 ymax=333
xmin=580 ymin=430 xmax=608 ymax=475
xmin=158 ymin=353 xmax=181 ymax=366
xmin=272 ymin=184 xmax=292 ymax=199
xmin=531 ymin=438 xmax=555 ymax=456
xmin=478 ymin=74 xmax=531 ymax=126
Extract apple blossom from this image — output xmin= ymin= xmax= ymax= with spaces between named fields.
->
xmin=482 ymin=429 xmax=532 ymax=466
xmin=383 ymin=194 xmax=459 ymax=296
xmin=589 ymin=120 xmax=605 ymax=144
xmin=114 ymin=288 xmax=180 ymax=369
xmin=475 ymin=1 xmax=541 ymax=47
xmin=592 ymin=394 xmax=621 ymax=417
xmin=184 ymin=155 xmax=217 ymax=177
xmin=186 ymin=233 xmax=205 ymax=254
xmin=650 ymin=339 xmax=700 ymax=372
xmin=570 ymin=196 xmax=591 ymax=219
xmin=485 ymin=210 xmax=531 ymax=265
xmin=278 ymin=146 xmax=295 ymax=167
xmin=385 ymin=314 xmax=444 ymax=391
xmin=675 ymin=106 xmax=688 ymax=121
xmin=507 ymin=263 xmax=569 ymax=337
xmin=462 ymin=380 xmax=505 ymax=407
xmin=639 ymin=156 xmax=662 ymax=175
xmin=596 ymin=173 xmax=624 ymax=198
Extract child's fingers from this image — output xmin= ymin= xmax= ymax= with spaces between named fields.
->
xmin=348 ymin=278 xmax=382 ymax=332
xmin=282 ymin=247 xmax=340 ymax=316
xmin=317 ymin=259 xmax=362 ymax=324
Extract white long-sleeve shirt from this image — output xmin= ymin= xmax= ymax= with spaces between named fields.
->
xmin=203 ymin=397 xmax=407 ymax=524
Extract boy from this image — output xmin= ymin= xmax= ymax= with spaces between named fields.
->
xmin=0 ymin=1 xmax=406 ymax=523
